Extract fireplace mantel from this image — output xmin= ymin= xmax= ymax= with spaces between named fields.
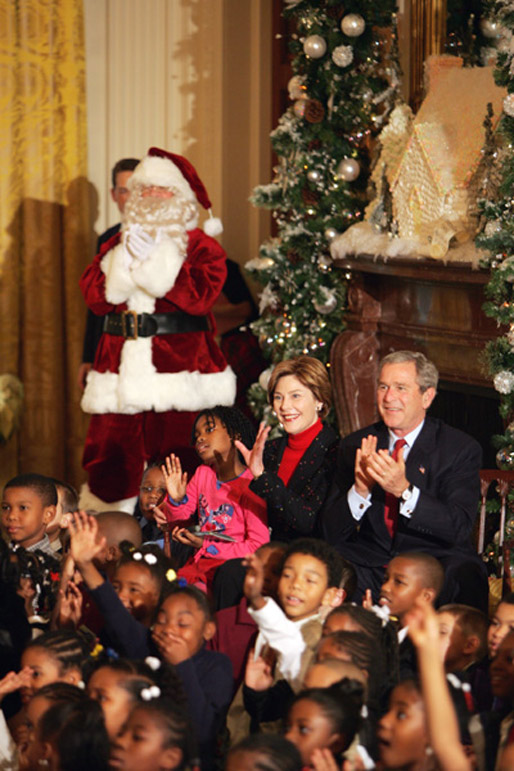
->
xmin=330 ymin=253 xmax=501 ymax=439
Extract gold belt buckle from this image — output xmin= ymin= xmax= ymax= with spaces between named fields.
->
xmin=121 ymin=310 xmax=139 ymax=340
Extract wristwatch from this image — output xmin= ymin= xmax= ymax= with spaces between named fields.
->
xmin=401 ymin=483 xmax=414 ymax=502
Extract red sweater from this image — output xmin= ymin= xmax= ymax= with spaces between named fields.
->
xmin=277 ymin=418 xmax=323 ymax=486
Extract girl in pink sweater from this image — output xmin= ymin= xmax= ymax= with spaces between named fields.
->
xmin=156 ymin=406 xmax=269 ymax=591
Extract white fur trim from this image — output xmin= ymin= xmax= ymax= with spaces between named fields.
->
xmin=130 ymin=238 xmax=184 ymax=298
xmin=130 ymin=156 xmax=195 ymax=202
xmin=203 ymin=216 xmax=223 ymax=237
xmin=79 ymin=482 xmax=137 ymax=514
xmin=101 ymin=244 xmax=137 ymax=305
xmin=82 ymin=358 xmax=236 ymax=415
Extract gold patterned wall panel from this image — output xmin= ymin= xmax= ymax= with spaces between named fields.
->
xmin=0 ymin=0 xmax=93 ymax=488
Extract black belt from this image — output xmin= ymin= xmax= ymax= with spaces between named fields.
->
xmin=103 ymin=311 xmax=209 ymax=340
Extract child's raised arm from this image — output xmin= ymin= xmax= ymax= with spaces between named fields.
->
xmin=406 ymin=599 xmax=472 ymax=771
xmin=243 ymin=553 xmax=266 ymax=611
xmin=69 ymin=512 xmax=106 ymax=590
xmin=162 ymin=454 xmax=188 ymax=502
xmin=243 ymin=554 xmax=307 ymax=688
xmin=0 ymin=668 xmax=32 ymax=703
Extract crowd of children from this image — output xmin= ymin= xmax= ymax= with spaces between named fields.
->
xmin=3 ymin=405 xmax=514 ymax=770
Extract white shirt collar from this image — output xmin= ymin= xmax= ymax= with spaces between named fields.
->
xmin=388 ymin=419 xmax=425 ymax=450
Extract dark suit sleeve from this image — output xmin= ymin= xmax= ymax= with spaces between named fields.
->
xmin=88 ymin=580 xmax=150 ymax=658
xmin=321 ymin=422 xmax=483 ymax=558
xmin=80 ymin=224 xmax=121 ymax=363
xmin=243 ymin=680 xmax=294 ymax=723
xmin=404 ymin=433 xmax=482 ymax=546
xmin=81 ymin=309 xmax=105 ymax=363
xmin=320 ymin=435 xmax=366 ymax=547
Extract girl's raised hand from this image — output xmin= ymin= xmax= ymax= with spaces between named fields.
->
xmin=162 ymin=454 xmax=188 ymax=502
xmin=234 ymin=421 xmax=270 ymax=479
xmin=405 ymin=596 xmax=439 ymax=650
xmin=0 ymin=667 xmax=32 ymax=703
xmin=69 ymin=511 xmax=105 ymax=566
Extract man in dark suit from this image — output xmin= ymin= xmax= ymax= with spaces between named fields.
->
xmin=321 ymin=350 xmax=488 ymax=611
xmin=77 ymin=157 xmax=140 ymax=390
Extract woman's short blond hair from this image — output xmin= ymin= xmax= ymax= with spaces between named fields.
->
xmin=267 ymin=356 xmax=332 ymax=419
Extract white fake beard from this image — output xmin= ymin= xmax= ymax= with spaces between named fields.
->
xmin=122 ymin=184 xmax=198 ymax=246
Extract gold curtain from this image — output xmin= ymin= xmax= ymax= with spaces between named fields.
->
xmin=0 ymin=0 xmax=94 ymax=489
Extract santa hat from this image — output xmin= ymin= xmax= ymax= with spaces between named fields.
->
xmin=130 ymin=147 xmax=223 ymax=236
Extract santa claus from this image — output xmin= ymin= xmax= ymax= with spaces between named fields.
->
xmin=80 ymin=147 xmax=236 ymax=509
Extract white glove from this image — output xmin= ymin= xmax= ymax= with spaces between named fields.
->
xmin=124 ymin=224 xmax=157 ymax=263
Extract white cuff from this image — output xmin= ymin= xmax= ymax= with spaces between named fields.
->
xmin=348 ymin=485 xmax=372 ymax=521
xmin=399 ymin=485 xmax=420 ymax=518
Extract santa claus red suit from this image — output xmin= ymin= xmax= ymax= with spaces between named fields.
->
xmin=80 ymin=148 xmax=236 ymax=507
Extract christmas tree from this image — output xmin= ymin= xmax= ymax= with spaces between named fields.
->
xmin=476 ymin=2 xmax=514 ymax=466
xmin=247 ymin=0 xmax=399 ymax=420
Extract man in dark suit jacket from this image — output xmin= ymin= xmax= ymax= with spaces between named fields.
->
xmin=77 ymin=157 xmax=140 ymax=390
xmin=321 ymin=350 xmax=488 ymax=611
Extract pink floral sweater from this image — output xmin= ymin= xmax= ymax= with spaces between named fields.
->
xmin=163 ymin=466 xmax=269 ymax=561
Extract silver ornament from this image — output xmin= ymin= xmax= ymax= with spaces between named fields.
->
xmin=341 ymin=13 xmax=366 ymax=37
xmin=293 ymin=98 xmax=307 ymax=118
xmin=494 ymin=370 xmax=514 ymax=394
xmin=307 ymin=169 xmax=321 ymax=183
xmin=303 ymin=35 xmax=327 ymax=58
xmin=497 ymin=446 xmax=514 ymax=470
xmin=258 ymin=368 xmax=273 ymax=391
xmin=336 ymin=157 xmax=360 ymax=182
xmin=324 ymin=227 xmax=338 ymax=241
xmin=313 ymin=287 xmax=337 ymax=314
xmin=331 ymin=45 xmax=354 ymax=68
xmin=318 ymin=254 xmax=332 ymax=271
xmin=480 ymin=18 xmax=502 ymax=39
xmin=288 ymin=75 xmax=306 ymax=100
xmin=504 ymin=93 xmax=514 ymax=118
xmin=361 ymin=88 xmax=373 ymax=103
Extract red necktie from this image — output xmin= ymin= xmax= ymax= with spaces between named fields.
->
xmin=383 ymin=438 xmax=407 ymax=537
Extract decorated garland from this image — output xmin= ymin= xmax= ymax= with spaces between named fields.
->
xmin=247 ymin=0 xmax=399 ymax=421
xmin=477 ymin=1 xmax=514 ymax=465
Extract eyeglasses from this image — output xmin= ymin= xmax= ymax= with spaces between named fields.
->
xmin=139 ymin=486 xmax=166 ymax=495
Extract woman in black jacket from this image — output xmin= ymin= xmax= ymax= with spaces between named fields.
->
xmin=213 ymin=356 xmax=338 ymax=608
xmin=238 ymin=355 xmax=338 ymax=542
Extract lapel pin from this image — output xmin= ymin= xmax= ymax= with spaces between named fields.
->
xmin=419 ymin=466 xmax=425 ymax=474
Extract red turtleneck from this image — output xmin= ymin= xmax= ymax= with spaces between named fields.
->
xmin=277 ymin=418 xmax=323 ymax=487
